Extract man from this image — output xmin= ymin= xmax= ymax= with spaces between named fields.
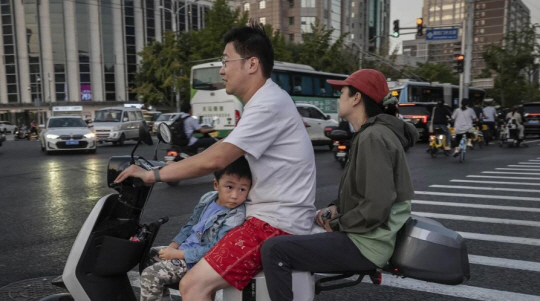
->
xmin=482 ymin=99 xmax=497 ymax=143
xmin=177 ymin=102 xmax=217 ymax=149
xmin=114 ymin=22 xmax=316 ymax=301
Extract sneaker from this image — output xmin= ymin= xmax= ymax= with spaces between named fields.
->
xmin=453 ymin=150 xmax=460 ymax=157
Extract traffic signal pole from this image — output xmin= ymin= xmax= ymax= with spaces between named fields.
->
xmin=463 ymin=0 xmax=474 ymax=100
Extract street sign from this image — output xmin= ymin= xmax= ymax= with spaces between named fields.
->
xmin=425 ymin=28 xmax=459 ymax=41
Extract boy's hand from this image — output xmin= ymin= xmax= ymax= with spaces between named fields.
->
xmin=315 ymin=205 xmax=338 ymax=228
xmin=159 ymin=247 xmax=184 ymax=260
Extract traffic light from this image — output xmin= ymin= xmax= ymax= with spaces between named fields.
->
xmin=416 ymin=18 xmax=423 ymax=36
xmin=393 ymin=20 xmax=400 ymax=37
xmin=454 ymin=54 xmax=465 ymax=73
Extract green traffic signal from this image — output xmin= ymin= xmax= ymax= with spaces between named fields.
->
xmin=392 ymin=31 xmax=400 ymax=37
xmin=392 ymin=20 xmax=400 ymax=38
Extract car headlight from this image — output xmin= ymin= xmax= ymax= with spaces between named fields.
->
xmin=46 ymin=134 xmax=60 ymax=139
xmin=84 ymin=133 xmax=96 ymax=139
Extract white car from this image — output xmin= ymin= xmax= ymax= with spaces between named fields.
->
xmin=296 ymin=103 xmax=338 ymax=148
xmin=40 ymin=116 xmax=97 ymax=154
xmin=0 ymin=121 xmax=17 ymax=133
xmin=152 ymin=113 xmax=181 ymax=133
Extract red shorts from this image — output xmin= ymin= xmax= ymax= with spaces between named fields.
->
xmin=204 ymin=217 xmax=290 ymax=290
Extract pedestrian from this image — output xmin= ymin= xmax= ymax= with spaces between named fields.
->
xmin=452 ymin=98 xmax=477 ymax=156
xmin=260 ymin=69 xmax=418 ymax=301
xmin=114 ymin=21 xmax=316 ymax=301
xmin=139 ymin=157 xmax=251 ymax=301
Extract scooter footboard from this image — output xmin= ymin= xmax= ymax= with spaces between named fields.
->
xmin=93 ymin=235 xmax=146 ymax=276
xmin=314 ymin=270 xmax=381 ymax=295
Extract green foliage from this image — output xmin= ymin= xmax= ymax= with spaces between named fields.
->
xmin=482 ymin=24 xmax=540 ymax=106
xmin=413 ymin=62 xmax=459 ymax=85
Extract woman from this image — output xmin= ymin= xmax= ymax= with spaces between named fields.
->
xmin=451 ymin=98 xmax=477 ymax=156
xmin=260 ymin=69 xmax=418 ymax=301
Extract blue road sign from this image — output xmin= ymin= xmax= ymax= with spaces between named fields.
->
xmin=425 ymin=28 xmax=459 ymax=41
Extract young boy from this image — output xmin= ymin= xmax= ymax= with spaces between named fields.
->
xmin=140 ymin=157 xmax=251 ymax=301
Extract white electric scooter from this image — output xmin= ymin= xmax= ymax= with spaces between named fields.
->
xmin=41 ymin=122 xmax=470 ymax=301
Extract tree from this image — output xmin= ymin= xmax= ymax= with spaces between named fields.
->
xmin=133 ymin=31 xmax=191 ymax=107
xmin=482 ymin=24 xmax=540 ymax=106
xmin=412 ymin=62 xmax=459 ymax=85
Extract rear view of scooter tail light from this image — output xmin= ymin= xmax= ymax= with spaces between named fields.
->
xmin=337 ymin=145 xmax=347 ymax=150
xmin=167 ymin=150 xmax=178 ymax=157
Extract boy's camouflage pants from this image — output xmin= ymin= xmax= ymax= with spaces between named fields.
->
xmin=140 ymin=246 xmax=188 ymax=301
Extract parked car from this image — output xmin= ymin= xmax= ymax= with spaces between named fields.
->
xmin=296 ymin=103 xmax=338 ymax=148
xmin=93 ymin=107 xmax=144 ymax=145
xmin=152 ymin=113 xmax=180 ymax=134
xmin=40 ymin=116 xmax=97 ymax=154
xmin=0 ymin=121 xmax=17 ymax=134
xmin=398 ymin=102 xmax=452 ymax=141
xmin=522 ymin=102 xmax=540 ymax=137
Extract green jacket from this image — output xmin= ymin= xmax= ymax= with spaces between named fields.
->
xmin=329 ymin=114 xmax=418 ymax=267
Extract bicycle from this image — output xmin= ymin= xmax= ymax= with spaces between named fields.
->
xmin=428 ymin=127 xmax=450 ymax=158
xmin=458 ymin=135 xmax=467 ymax=163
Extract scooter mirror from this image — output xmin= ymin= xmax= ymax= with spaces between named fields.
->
xmin=139 ymin=120 xmax=153 ymax=146
xmin=158 ymin=123 xmax=172 ymax=144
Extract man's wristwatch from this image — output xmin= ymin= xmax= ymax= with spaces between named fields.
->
xmin=153 ymin=168 xmax=161 ymax=183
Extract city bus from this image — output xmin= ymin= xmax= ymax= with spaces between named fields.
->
xmin=190 ymin=61 xmax=347 ymax=138
xmin=389 ymin=80 xmax=486 ymax=109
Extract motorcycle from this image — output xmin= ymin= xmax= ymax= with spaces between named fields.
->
xmin=41 ymin=121 xmax=470 ymax=301
xmin=14 ymin=126 xmax=29 ymax=140
xmin=499 ymin=119 xmax=528 ymax=148
xmin=325 ymin=126 xmax=351 ymax=168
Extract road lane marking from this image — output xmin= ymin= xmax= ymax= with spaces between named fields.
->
xmin=415 ymin=191 xmax=540 ymax=202
xmin=414 ymin=212 xmax=540 ymax=227
xmin=519 ymin=162 xmax=540 ymax=165
xmin=528 ymin=160 xmax=540 ymax=162
xmin=459 ymin=231 xmax=540 ymax=246
xmin=412 ymin=200 xmax=540 ymax=213
xmin=508 ymin=165 xmax=540 ymax=168
xmin=496 ymin=168 xmax=540 ymax=171
xmin=482 ymin=171 xmax=540 ymax=175
xmin=451 ymin=179 xmax=540 ymax=186
xmin=467 ymin=175 xmax=540 ymax=180
xmin=468 ymin=255 xmax=540 ymax=273
xmin=429 ymin=184 xmax=540 ymax=193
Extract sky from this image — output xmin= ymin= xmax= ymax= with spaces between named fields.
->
xmin=389 ymin=0 xmax=540 ymax=55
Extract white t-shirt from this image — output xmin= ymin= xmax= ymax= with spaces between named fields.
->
xmin=483 ymin=106 xmax=497 ymax=122
xmin=452 ymin=108 xmax=476 ymax=134
xmin=224 ymin=78 xmax=316 ymax=235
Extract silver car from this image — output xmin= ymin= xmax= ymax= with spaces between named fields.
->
xmin=40 ymin=116 xmax=97 ymax=154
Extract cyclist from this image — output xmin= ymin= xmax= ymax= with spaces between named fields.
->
xmin=452 ymin=98 xmax=477 ymax=157
xmin=482 ymin=100 xmax=497 ymax=143
xmin=505 ymin=105 xmax=525 ymax=146
xmin=431 ymin=99 xmax=452 ymax=151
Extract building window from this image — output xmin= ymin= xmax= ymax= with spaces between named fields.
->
xmin=301 ymin=0 xmax=315 ymax=8
xmin=350 ymin=34 xmax=354 ymax=39
xmin=289 ymin=0 xmax=294 ymax=8
xmin=351 ymin=12 xmax=354 ymax=18
xmin=289 ymin=17 xmax=294 ymax=25
xmin=301 ymin=16 xmax=316 ymax=33
xmin=260 ymin=17 xmax=266 ymax=25
xmin=289 ymin=33 xmax=294 ymax=41
xmin=259 ymin=0 xmax=266 ymax=9
xmin=351 ymin=1 xmax=354 ymax=7
xmin=244 ymin=2 xmax=250 ymax=11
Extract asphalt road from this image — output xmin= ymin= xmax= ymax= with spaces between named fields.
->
xmin=1 ymin=135 xmax=540 ymax=301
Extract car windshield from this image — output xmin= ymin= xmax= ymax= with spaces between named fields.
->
xmin=48 ymin=118 xmax=86 ymax=128
xmin=192 ymin=67 xmax=225 ymax=91
xmin=523 ymin=105 xmax=540 ymax=114
xmin=399 ymin=106 xmax=430 ymax=115
xmin=94 ymin=110 xmax=123 ymax=122
xmin=156 ymin=114 xmax=177 ymax=121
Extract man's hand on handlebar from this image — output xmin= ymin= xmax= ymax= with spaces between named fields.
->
xmin=114 ymin=165 xmax=153 ymax=185
xmin=315 ymin=205 xmax=338 ymax=232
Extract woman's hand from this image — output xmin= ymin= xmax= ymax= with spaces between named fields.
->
xmin=315 ymin=205 xmax=337 ymax=227
xmin=159 ymin=247 xmax=184 ymax=260
xmin=113 ymin=165 xmax=153 ymax=184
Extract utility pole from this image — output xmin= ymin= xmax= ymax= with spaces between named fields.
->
xmin=463 ymin=0 xmax=474 ymax=100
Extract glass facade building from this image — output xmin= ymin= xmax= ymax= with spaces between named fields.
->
xmin=0 ymin=0 xmax=211 ymax=122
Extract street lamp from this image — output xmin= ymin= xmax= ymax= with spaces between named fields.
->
xmin=159 ymin=0 xmax=199 ymax=34
xmin=159 ymin=0 xmax=199 ymax=112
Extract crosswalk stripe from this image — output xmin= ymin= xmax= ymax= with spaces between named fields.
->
xmin=451 ymin=179 xmax=540 ymax=186
xmin=366 ymin=275 xmax=540 ymax=301
xmin=519 ymin=162 xmax=540 ymax=165
xmin=429 ymin=184 xmax=540 ymax=193
xmin=415 ymin=191 xmax=540 ymax=202
xmin=414 ymin=212 xmax=540 ymax=227
xmin=459 ymin=232 xmax=540 ymax=246
xmin=497 ymin=168 xmax=540 ymax=171
xmin=467 ymin=175 xmax=540 ymax=180
xmin=483 ymin=171 xmax=540 ymax=175
xmin=412 ymin=200 xmax=540 ymax=213
xmin=468 ymin=255 xmax=540 ymax=273
xmin=508 ymin=165 xmax=540 ymax=168
xmin=528 ymin=160 xmax=540 ymax=162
